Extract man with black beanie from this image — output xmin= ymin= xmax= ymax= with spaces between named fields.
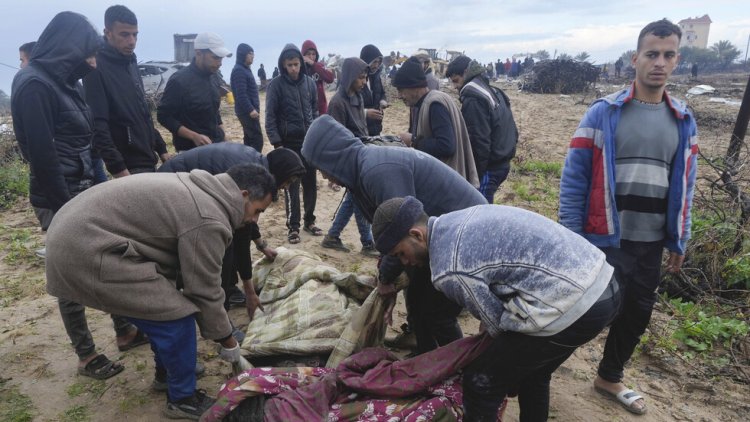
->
xmin=446 ymin=55 xmax=518 ymax=204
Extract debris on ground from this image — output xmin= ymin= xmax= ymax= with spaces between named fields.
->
xmin=520 ymin=59 xmax=600 ymax=94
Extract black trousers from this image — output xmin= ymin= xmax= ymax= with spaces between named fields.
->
xmin=463 ymin=278 xmax=620 ymax=422
xmin=405 ymin=265 xmax=464 ymax=354
xmin=237 ymin=113 xmax=264 ymax=153
xmin=598 ymin=240 xmax=663 ymax=383
xmin=283 ymin=144 xmax=317 ymax=232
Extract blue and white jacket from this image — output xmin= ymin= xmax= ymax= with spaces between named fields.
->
xmin=559 ymin=84 xmax=698 ymax=255
xmin=429 ymin=205 xmax=613 ymax=337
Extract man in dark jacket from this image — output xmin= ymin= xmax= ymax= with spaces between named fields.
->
xmin=447 ymin=56 xmax=518 ymax=204
xmin=302 ymin=39 xmax=335 ymax=115
xmin=265 ymin=43 xmax=321 ymax=243
xmin=11 ymin=11 xmax=147 ymax=382
xmin=258 ymin=63 xmax=267 ymax=89
xmin=360 ymin=44 xmax=388 ymax=136
xmin=231 ymin=43 xmax=263 ymax=152
xmin=157 ymin=32 xmax=232 ymax=152
xmin=302 ymin=115 xmax=486 ymax=354
xmin=158 ymin=143 xmax=306 ymax=314
xmin=83 ymin=5 xmax=170 ymax=178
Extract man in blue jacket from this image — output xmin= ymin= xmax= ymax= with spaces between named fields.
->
xmin=559 ymin=18 xmax=698 ymax=415
xmin=371 ymin=197 xmax=620 ymax=421
xmin=231 ymin=43 xmax=263 ymax=152
xmin=302 ymin=115 xmax=486 ymax=354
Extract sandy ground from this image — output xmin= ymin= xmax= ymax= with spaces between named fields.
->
xmin=1 ymin=73 xmax=748 ymax=421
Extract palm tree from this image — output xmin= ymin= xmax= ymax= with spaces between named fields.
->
xmin=574 ymin=52 xmax=591 ymax=62
xmin=535 ymin=50 xmax=550 ymax=60
xmin=710 ymin=40 xmax=741 ymax=68
xmin=557 ymin=53 xmax=573 ymax=61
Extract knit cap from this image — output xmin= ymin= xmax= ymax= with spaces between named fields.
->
xmin=266 ymin=148 xmax=306 ymax=187
xmin=372 ymin=196 xmax=426 ymax=254
xmin=392 ymin=57 xmax=427 ymax=89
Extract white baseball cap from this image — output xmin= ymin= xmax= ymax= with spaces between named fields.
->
xmin=194 ymin=32 xmax=232 ymax=58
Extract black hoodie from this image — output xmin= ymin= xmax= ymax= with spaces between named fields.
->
xmin=11 ymin=12 xmax=101 ymax=211
xmin=83 ymin=39 xmax=167 ymax=174
xmin=264 ymin=43 xmax=318 ymax=147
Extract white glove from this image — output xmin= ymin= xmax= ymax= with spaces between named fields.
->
xmin=219 ymin=344 xmax=241 ymax=363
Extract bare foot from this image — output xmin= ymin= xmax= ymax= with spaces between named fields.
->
xmin=78 ymin=353 xmax=98 ymax=369
xmin=594 ymin=376 xmax=646 ymax=413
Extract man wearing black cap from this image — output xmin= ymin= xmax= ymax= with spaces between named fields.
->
xmin=158 ymin=32 xmax=232 ymax=152
xmin=372 ymin=196 xmax=620 ymax=421
xmin=393 ymin=57 xmax=479 ymax=187
xmin=446 ymin=55 xmax=518 ymax=204
xmin=231 ymin=43 xmax=263 ymax=152
xmin=158 ymin=143 xmax=306 ymax=316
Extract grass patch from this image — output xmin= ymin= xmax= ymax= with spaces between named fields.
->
xmin=0 ymin=273 xmax=46 ymax=308
xmin=0 ymin=158 xmax=29 ymax=209
xmin=514 ymin=159 xmax=562 ymax=177
xmin=117 ymin=391 xmax=150 ymax=413
xmin=1 ymin=226 xmax=41 ymax=266
xmin=0 ymin=380 xmax=35 ymax=422
xmin=66 ymin=380 xmax=106 ymax=399
xmin=60 ymin=404 xmax=90 ymax=422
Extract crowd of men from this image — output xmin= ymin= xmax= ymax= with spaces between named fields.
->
xmin=11 ymin=4 xmax=696 ymax=421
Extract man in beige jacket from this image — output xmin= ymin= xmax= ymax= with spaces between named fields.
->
xmin=45 ymin=164 xmax=275 ymax=420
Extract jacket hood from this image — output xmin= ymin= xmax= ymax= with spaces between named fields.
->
xmin=277 ymin=43 xmax=304 ymax=80
xmin=463 ymin=60 xmax=486 ymax=84
xmin=301 ymin=115 xmax=364 ymax=188
xmin=301 ymin=39 xmax=319 ymax=61
xmin=31 ymin=11 xmax=102 ymax=85
xmin=188 ymin=170 xmax=245 ymax=229
xmin=338 ymin=57 xmax=368 ymax=95
xmin=360 ymin=44 xmax=383 ymax=65
xmin=235 ymin=43 xmax=253 ymax=66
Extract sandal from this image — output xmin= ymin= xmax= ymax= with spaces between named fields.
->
xmin=288 ymin=230 xmax=301 ymax=244
xmin=117 ymin=328 xmax=150 ymax=352
xmin=595 ymin=386 xmax=647 ymax=415
xmin=78 ymin=354 xmax=124 ymax=380
xmin=303 ymin=224 xmax=323 ymax=236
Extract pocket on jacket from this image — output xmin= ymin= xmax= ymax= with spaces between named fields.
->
xmin=100 ymin=241 xmax=159 ymax=283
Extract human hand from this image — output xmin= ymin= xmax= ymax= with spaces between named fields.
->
xmin=366 ymin=109 xmax=384 ymax=121
xmin=260 ymin=246 xmax=278 ymax=261
xmin=160 ymin=152 xmax=173 ymax=163
xmin=192 ymin=133 xmax=212 ymax=146
xmin=399 ymin=132 xmax=413 ymax=147
xmin=249 ymin=110 xmax=260 ymax=120
xmin=219 ymin=343 xmax=242 ymax=363
xmin=113 ymin=169 xmax=131 ymax=178
xmin=379 ymin=100 xmax=389 ymax=109
xmin=377 ymin=282 xmax=397 ymax=326
xmin=245 ymin=292 xmax=264 ymax=321
xmin=666 ymin=252 xmax=684 ymax=274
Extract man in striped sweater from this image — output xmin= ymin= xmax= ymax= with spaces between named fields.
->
xmin=559 ymin=18 xmax=698 ymax=416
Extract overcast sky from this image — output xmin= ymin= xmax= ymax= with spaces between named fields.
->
xmin=1 ymin=0 xmax=748 ymax=94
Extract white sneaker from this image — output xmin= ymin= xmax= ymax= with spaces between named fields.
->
xmin=35 ymin=248 xmax=46 ymax=258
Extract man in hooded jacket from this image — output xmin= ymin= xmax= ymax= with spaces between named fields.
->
xmin=11 ymin=11 xmax=145 ymax=381
xmin=302 ymin=39 xmax=335 ymax=115
xmin=446 ymin=56 xmax=518 ymax=204
xmin=359 ymin=44 xmax=388 ymax=136
xmin=231 ymin=43 xmax=263 ymax=152
xmin=302 ymin=115 xmax=487 ymax=354
xmin=265 ymin=43 xmax=321 ymax=243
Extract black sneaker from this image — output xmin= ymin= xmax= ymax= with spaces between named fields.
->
xmin=152 ymin=362 xmax=206 ymax=392
xmin=360 ymin=243 xmax=380 ymax=258
xmin=320 ymin=235 xmax=350 ymax=252
xmin=165 ymin=389 xmax=215 ymax=420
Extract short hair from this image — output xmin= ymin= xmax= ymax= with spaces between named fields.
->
xmin=637 ymin=18 xmax=681 ymax=51
xmin=281 ymin=50 xmax=300 ymax=63
xmin=19 ymin=42 xmax=36 ymax=55
xmin=226 ymin=164 xmax=276 ymax=201
xmin=105 ymin=5 xmax=137 ymax=29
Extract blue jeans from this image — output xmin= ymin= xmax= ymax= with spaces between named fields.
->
xmin=478 ymin=165 xmax=510 ymax=204
xmin=327 ymin=192 xmax=373 ymax=245
xmin=463 ymin=278 xmax=620 ymax=422
xmin=128 ymin=315 xmax=197 ymax=402
xmin=92 ymin=158 xmax=108 ymax=184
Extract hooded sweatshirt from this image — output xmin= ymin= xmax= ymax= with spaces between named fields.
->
xmin=360 ymin=44 xmax=387 ymax=135
xmin=301 ymin=39 xmax=335 ymax=115
xmin=231 ymin=43 xmax=260 ymax=116
xmin=45 ymin=170 xmax=243 ymax=340
xmin=83 ymin=38 xmax=168 ymax=175
xmin=11 ymin=12 xmax=101 ymax=211
xmin=326 ymin=57 xmax=369 ymax=137
xmin=265 ymin=43 xmax=318 ymax=147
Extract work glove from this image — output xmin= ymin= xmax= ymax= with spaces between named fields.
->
xmin=218 ymin=344 xmax=242 ymax=363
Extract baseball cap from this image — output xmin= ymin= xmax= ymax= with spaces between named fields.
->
xmin=194 ymin=32 xmax=232 ymax=58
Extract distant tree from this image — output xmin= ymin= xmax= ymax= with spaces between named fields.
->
xmin=679 ymin=46 xmax=718 ymax=68
xmin=619 ymin=50 xmax=636 ymax=65
xmin=0 ymin=90 xmax=9 ymax=111
xmin=557 ymin=53 xmax=573 ymax=61
xmin=574 ymin=51 xmax=591 ymax=62
xmin=710 ymin=40 xmax=741 ymax=68
xmin=535 ymin=49 xmax=550 ymax=60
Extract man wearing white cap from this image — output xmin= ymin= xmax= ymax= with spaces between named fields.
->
xmin=158 ymin=32 xmax=232 ymax=152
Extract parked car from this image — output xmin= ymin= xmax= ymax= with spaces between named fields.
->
xmin=138 ymin=61 xmax=187 ymax=96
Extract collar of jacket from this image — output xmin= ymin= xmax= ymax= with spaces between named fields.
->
xmin=602 ymin=82 xmax=688 ymax=120
xmin=189 ymin=60 xmax=213 ymax=78
xmin=99 ymin=39 xmax=137 ymax=65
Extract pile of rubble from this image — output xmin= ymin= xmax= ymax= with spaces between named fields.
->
xmin=521 ymin=59 xmax=600 ymax=94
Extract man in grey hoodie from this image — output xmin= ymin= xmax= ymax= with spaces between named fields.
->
xmin=302 ymin=115 xmax=486 ymax=354
xmin=372 ymin=196 xmax=620 ymax=422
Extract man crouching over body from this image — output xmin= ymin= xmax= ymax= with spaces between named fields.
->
xmin=45 ymin=164 xmax=275 ymax=420
xmin=371 ymin=197 xmax=621 ymax=422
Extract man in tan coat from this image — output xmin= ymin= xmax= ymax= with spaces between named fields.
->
xmin=45 ymin=164 xmax=275 ymax=420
